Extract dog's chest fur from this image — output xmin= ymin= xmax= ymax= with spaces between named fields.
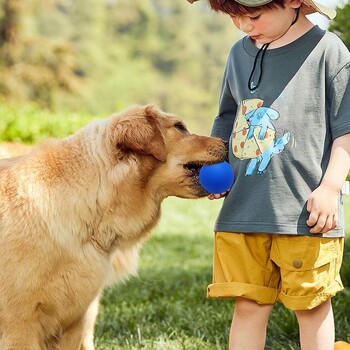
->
xmin=0 ymin=152 xmax=163 ymax=341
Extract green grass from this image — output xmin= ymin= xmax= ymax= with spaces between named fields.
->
xmin=94 ymin=197 xmax=350 ymax=350
xmin=0 ymin=101 xmax=98 ymax=143
xmin=95 ymin=198 xmax=232 ymax=350
xmin=1 ymin=103 xmax=349 ymax=349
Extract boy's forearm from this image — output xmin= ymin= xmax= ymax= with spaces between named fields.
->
xmin=320 ymin=133 xmax=350 ymax=192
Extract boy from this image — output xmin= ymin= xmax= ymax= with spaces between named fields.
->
xmin=187 ymin=0 xmax=350 ymax=349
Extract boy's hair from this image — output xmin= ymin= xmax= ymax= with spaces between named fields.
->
xmin=208 ymin=0 xmax=285 ymax=16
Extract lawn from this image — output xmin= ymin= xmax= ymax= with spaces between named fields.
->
xmin=95 ymin=196 xmax=350 ymax=350
xmin=1 ymin=103 xmax=348 ymax=349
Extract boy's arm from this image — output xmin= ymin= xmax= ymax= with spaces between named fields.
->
xmin=307 ymin=133 xmax=350 ymax=234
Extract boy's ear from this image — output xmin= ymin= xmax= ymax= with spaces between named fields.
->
xmin=289 ymin=0 xmax=303 ymax=10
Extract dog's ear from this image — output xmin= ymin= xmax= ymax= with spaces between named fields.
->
xmin=111 ymin=105 xmax=167 ymax=162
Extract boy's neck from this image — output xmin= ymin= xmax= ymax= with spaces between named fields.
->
xmin=254 ymin=16 xmax=315 ymax=49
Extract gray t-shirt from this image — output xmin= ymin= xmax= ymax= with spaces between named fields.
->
xmin=211 ymin=26 xmax=350 ymax=237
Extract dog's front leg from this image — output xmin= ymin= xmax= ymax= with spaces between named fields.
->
xmin=80 ymin=296 xmax=100 ymax=350
xmin=55 ymin=317 xmax=85 ymax=350
xmin=56 ymin=294 xmax=100 ymax=350
xmin=0 ymin=327 xmax=46 ymax=350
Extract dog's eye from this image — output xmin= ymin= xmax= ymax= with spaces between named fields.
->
xmin=174 ymin=123 xmax=188 ymax=132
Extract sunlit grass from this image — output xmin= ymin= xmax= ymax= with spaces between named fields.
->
xmin=1 ymin=104 xmax=348 ymax=349
xmin=95 ymin=197 xmax=350 ymax=350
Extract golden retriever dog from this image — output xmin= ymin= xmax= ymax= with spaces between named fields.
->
xmin=0 ymin=141 xmax=32 ymax=158
xmin=0 ymin=105 xmax=226 ymax=350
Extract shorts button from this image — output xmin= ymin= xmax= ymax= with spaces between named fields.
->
xmin=293 ymin=259 xmax=303 ymax=269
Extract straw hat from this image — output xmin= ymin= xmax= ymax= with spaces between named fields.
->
xmin=186 ymin=0 xmax=336 ymax=20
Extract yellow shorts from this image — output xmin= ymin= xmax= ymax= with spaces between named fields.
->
xmin=207 ymin=232 xmax=344 ymax=310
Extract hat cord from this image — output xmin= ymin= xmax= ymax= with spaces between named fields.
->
xmin=248 ymin=42 xmax=269 ymax=92
xmin=247 ymin=7 xmax=300 ymax=93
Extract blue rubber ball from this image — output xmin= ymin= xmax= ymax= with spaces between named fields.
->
xmin=199 ymin=161 xmax=234 ymax=194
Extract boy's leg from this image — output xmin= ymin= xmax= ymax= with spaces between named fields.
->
xmin=230 ymin=297 xmax=274 ymax=350
xmin=295 ymin=299 xmax=334 ymax=350
xmin=273 ymin=236 xmax=344 ymax=350
xmin=207 ymin=232 xmax=280 ymax=350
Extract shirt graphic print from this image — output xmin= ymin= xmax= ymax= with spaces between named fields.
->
xmin=232 ymin=99 xmax=290 ymax=176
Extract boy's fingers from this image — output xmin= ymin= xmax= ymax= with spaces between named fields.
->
xmin=208 ymin=193 xmax=222 ymax=200
xmin=306 ymin=211 xmax=318 ymax=228
xmin=208 ymin=191 xmax=229 ymax=200
xmin=306 ymin=197 xmax=313 ymax=213
xmin=308 ymin=213 xmax=337 ymax=234
xmin=309 ymin=216 xmax=325 ymax=234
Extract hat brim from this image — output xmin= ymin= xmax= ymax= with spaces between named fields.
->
xmin=186 ymin=0 xmax=336 ymax=20
xmin=301 ymin=0 xmax=336 ymax=20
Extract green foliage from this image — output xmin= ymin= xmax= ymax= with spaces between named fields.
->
xmin=0 ymin=0 xmax=83 ymax=108
xmin=0 ymin=0 xmax=237 ymax=134
xmin=0 ymin=101 xmax=97 ymax=143
xmin=329 ymin=2 xmax=350 ymax=50
xmin=1 ymin=1 xmax=349 ymax=135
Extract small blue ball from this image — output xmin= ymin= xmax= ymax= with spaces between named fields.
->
xmin=199 ymin=161 xmax=234 ymax=194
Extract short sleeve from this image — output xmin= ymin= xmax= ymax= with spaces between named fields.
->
xmin=328 ymin=60 xmax=350 ymax=140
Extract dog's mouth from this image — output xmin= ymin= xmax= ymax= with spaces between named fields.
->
xmin=183 ymin=162 xmax=213 ymax=196
xmin=183 ymin=162 xmax=209 ymax=177
xmin=182 ymin=160 xmax=225 ymax=197
xmin=184 ymin=159 xmax=225 ymax=176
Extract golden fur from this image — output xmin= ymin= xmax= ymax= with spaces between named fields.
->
xmin=0 ymin=105 xmax=226 ymax=350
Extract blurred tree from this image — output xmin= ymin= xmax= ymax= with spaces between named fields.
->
xmin=329 ymin=2 xmax=350 ymax=50
xmin=0 ymin=0 xmax=24 ymax=48
xmin=0 ymin=0 xmax=238 ymax=133
xmin=0 ymin=0 xmax=83 ymax=108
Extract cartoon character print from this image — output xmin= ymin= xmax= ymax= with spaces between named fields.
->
xmin=232 ymin=99 xmax=290 ymax=175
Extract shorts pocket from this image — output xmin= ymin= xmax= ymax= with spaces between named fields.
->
xmin=270 ymin=236 xmax=337 ymax=272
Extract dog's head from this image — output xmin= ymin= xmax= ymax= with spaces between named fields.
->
xmin=107 ymin=105 xmax=227 ymax=199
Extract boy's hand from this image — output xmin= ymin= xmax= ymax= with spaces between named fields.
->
xmin=306 ymin=184 xmax=339 ymax=234
xmin=208 ymin=191 xmax=229 ymax=200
